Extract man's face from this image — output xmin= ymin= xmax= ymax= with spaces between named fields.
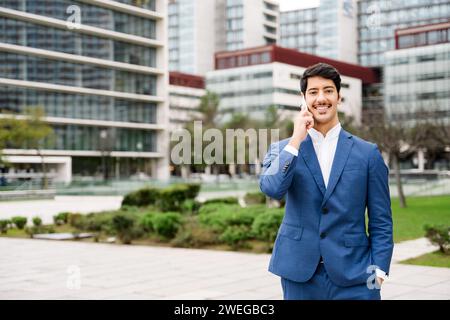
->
xmin=304 ymin=76 xmax=340 ymax=125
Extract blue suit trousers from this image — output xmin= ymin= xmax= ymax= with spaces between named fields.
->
xmin=281 ymin=262 xmax=381 ymax=300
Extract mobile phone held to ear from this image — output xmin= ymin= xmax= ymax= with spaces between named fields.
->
xmin=300 ymin=96 xmax=308 ymax=112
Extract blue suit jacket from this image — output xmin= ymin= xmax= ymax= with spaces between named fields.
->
xmin=260 ymin=129 xmax=394 ymax=287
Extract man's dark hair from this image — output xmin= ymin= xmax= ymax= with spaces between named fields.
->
xmin=300 ymin=63 xmax=341 ymax=95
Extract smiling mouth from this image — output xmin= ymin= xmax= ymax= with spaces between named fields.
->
xmin=313 ymin=105 xmax=331 ymax=113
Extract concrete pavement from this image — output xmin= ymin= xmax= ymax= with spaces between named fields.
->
xmin=0 ymin=237 xmax=448 ymax=300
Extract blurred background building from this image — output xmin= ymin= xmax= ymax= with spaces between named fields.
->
xmin=384 ymin=22 xmax=450 ymax=127
xmin=0 ymin=0 xmax=169 ymax=183
xmin=207 ymin=45 xmax=376 ymax=124
xmin=168 ymin=0 xmax=279 ymax=75
xmin=169 ymin=71 xmax=205 ymax=132
xmin=0 ymin=0 xmax=449 ymax=185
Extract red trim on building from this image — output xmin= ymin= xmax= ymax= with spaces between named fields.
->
xmin=215 ymin=45 xmax=379 ymax=84
xmin=394 ymin=22 xmax=450 ymax=49
xmin=169 ymin=72 xmax=205 ymax=89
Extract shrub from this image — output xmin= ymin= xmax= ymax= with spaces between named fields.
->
xmin=183 ymin=183 xmax=201 ymax=200
xmin=251 ymin=209 xmax=284 ymax=243
xmin=78 ymin=212 xmax=116 ymax=233
xmin=11 ymin=216 xmax=27 ymax=229
xmin=25 ymin=225 xmax=55 ymax=237
xmin=0 ymin=219 xmax=10 ymax=233
xmin=121 ymin=183 xmax=199 ymax=210
xmin=171 ymin=217 xmax=219 ymax=248
xmin=157 ymin=185 xmax=190 ymax=212
xmin=139 ymin=212 xmax=156 ymax=232
xmin=53 ymin=212 xmax=69 ymax=225
xmin=68 ymin=213 xmax=84 ymax=229
xmin=121 ymin=187 xmax=160 ymax=207
xmin=244 ymin=192 xmax=266 ymax=205
xmin=198 ymin=204 xmax=265 ymax=232
xmin=424 ymin=224 xmax=449 ymax=255
xmin=180 ymin=199 xmax=201 ymax=214
xmin=219 ymin=225 xmax=251 ymax=249
xmin=203 ymin=197 xmax=239 ymax=205
xmin=121 ymin=191 xmax=139 ymax=207
xmin=151 ymin=212 xmax=183 ymax=239
xmin=111 ymin=213 xmax=135 ymax=244
xmin=32 ymin=216 xmax=42 ymax=227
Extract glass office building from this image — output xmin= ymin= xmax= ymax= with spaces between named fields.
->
xmin=0 ymin=0 xmax=169 ymax=182
xmin=280 ymin=0 xmax=358 ymax=64
xmin=358 ymin=0 xmax=450 ymax=67
xmin=384 ymin=22 xmax=450 ymax=126
xmin=168 ymin=0 xmax=278 ymax=75
xmin=279 ymin=8 xmax=317 ymax=55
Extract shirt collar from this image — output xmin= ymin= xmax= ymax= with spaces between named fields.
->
xmin=308 ymin=122 xmax=341 ymax=143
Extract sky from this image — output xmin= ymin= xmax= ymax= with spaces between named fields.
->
xmin=278 ymin=0 xmax=320 ymax=12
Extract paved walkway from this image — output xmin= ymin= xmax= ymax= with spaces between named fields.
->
xmin=0 ymin=237 xmax=448 ymax=300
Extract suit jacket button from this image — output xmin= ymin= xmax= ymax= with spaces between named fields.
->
xmin=320 ymin=232 xmax=326 ymax=239
xmin=322 ymin=207 xmax=329 ymax=214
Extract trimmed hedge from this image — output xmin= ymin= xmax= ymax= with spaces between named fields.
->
xmin=140 ymin=212 xmax=182 ymax=239
xmin=251 ymin=209 xmax=284 ymax=242
xmin=203 ymin=197 xmax=239 ymax=205
xmin=121 ymin=183 xmax=201 ymax=212
xmin=111 ymin=213 xmax=136 ymax=244
xmin=0 ymin=219 xmax=10 ymax=233
xmin=11 ymin=216 xmax=27 ymax=229
xmin=121 ymin=187 xmax=160 ymax=207
xmin=32 ymin=216 xmax=42 ymax=227
xmin=219 ymin=225 xmax=251 ymax=249
xmin=53 ymin=212 xmax=69 ymax=225
xmin=198 ymin=204 xmax=266 ymax=232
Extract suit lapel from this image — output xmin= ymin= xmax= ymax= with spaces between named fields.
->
xmin=300 ymin=135 xmax=326 ymax=196
xmin=321 ymin=129 xmax=354 ymax=206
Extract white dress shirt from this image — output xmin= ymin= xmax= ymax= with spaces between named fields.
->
xmin=283 ymin=122 xmax=387 ymax=281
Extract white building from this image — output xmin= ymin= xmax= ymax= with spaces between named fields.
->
xmin=169 ymin=72 xmax=205 ymax=133
xmin=168 ymin=0 xmax=279 ymax=75
xmin=207 ymin=45 xmax=379 ymax=125
xmin=0 ymin=0 xmax=169 ymax=183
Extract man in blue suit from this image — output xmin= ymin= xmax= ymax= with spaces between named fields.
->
xmin=260 ymin=63 xmax=393 ymax=300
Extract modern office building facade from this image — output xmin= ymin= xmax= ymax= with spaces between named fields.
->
xmin=384 ymin=22 xmax=450 ymax=126
xmin=280 ymin=0 xmax=358 ymax=64
xmin=168 ymin=0 xmax=279 ymax=75
xmin=0 ymin=0 xmax=169 ymax=183
xmin=357 ymin=0 xmax=450 ymax=67
xmin=280 ymin=1 xmax=450 ymax=124
xmin=168 ymin=71 xmax=205 ymax=133
xmin=207 ymin=45 xmax=378 ymax=125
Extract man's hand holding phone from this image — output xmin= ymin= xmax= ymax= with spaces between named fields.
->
xmin=288 ymin=97 xmax=314 ymax=151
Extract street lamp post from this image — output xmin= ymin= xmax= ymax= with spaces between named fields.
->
xmin=100 ymin=129 xmax=108 ymax=181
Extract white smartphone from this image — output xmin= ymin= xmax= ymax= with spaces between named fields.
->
xmin=300 ymin=95 xmax=308 ymax=111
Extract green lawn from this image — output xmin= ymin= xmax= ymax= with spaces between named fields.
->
xmin=401 ymin=250 xmax=450 ymax=268
xmin=391 ymin=195 xmax=450 ymax=243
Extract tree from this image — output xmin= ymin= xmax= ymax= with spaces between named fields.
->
xmin=172 ymin=90 xmax=223 ymax=177
xmin=17 ymin=108 xmax=54 ymax=189
xmin=359 ymin=122 xmax=408 ymax=208
xmin=0 ymin=108 xmax=53 ymax=188
xmin=408 ymin=110 xmax=449 ymax=170
xmin=0 ymin=115 xmax=27 ymax=165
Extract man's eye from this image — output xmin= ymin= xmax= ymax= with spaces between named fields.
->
xmin=325 ymin=90 xmax=333 ymax=94
xmin=309 ymin=91 xmax=317 ymax=95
